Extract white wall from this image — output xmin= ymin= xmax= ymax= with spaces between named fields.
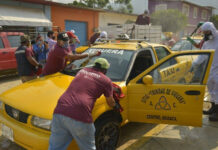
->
xmin=99 ymin=12 xmax=137 ymax=28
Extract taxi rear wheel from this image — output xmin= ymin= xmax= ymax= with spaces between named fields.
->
xmin=95 ymin=118 xmax=120 ymax=150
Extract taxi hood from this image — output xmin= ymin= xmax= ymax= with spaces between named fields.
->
xmin=0 ymin=73 xmax=122 ymax=119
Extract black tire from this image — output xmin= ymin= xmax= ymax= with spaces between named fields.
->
xmin=95 ymin=118 xmax=120 ymax=150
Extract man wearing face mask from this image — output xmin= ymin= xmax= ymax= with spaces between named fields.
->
xmin=33 ymin=35 xmax=48 ymax=67
xmin=42 ymin=32 xmax=100 ymax=76
xmin=15 ymin=35 xmax=42 ymax=83
xmin=190 ymin=22 xmax=218 ymax=121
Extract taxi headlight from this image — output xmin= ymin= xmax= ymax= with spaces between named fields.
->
xmin=31 ymin=116 xmax=51 ymax=130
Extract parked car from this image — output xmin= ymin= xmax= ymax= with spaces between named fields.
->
xmin=0 ymin=39 xmax=214 ymax=150
xmin=0 ymin=32 xmax=24 ymax=75
xmin=171 ymin=36 xmax=203 ymax=51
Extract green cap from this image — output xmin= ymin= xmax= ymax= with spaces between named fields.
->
xmin=20 ymin=35 xmax=30 ymax=43
xmin=94 ymin=58 xmax=110 ymax=69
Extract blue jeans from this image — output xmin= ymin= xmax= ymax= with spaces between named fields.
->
xmin=49 ymin=114 xmax=96 ymax=150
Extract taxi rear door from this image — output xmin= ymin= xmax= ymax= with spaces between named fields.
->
xmin=127 ymin=50 xmax=214 ymax=127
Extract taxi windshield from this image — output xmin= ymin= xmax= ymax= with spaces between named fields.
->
xmin=63 ymin=48 xmax=134 ymax=81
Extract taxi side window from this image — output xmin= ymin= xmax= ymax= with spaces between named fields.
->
xmin=148 ymin=54 xmax=209 ymax=84
xmin=155 ymin=46 xmax=170 ymax=60
xmin=129 ymin=49 xmax=154 ymax=81
xmin=0 ymin=37 xmax=4 ymax=49
xmin=155 ymin=46 xmax=177 ymax=69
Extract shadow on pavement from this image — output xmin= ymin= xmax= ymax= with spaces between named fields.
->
xmin=117 ymin=122 xmax=157 ymax=149
xmin=0 ymin=74 xmax=19 ymax=84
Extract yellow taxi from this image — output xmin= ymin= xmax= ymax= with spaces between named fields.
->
xmin=0 ymin=39 xmax=214 ymax=150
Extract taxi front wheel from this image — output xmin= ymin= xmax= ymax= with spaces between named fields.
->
xmin=95 ymin=118 xmax=120 ymax=150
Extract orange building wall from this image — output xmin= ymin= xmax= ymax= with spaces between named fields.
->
xmin=51 ymin=5 xmax=99 ymax=40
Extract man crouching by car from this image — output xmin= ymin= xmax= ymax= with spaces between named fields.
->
xmin=49 ymin=58 xmax=116 ymax=150
xmin=42 ymin=32 xmax=100 ymax=76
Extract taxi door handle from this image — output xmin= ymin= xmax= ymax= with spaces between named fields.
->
xmin=185 ymin=90 xmax=201 ymax=95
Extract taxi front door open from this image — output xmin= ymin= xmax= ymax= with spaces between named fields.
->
xmin=127 ymin=50 xmax=214 ymax=127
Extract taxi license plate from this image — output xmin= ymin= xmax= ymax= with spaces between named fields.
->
xmin=1 ymin=124 xmax=14 ymax=141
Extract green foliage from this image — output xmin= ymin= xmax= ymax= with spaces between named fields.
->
xmin=210 ymin=15 xmax=218 ymax=29
xmin=67 ymin=0 xmax=133 ymax=13
xmin=151 ymin=9 xmax=187 ymax=32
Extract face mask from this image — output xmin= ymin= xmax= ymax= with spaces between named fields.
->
xmin=204 ymin=33 xmax=213 ymax=41
xmin=52 ymin=36 xmax=55 ymax=40
xmin=62 ymin=42 xmax=69 ymax=49
xmin=37 ymin=41 xmax=42 ymax=45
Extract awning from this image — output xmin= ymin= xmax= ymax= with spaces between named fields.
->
xmin=0 ymin=4 xmax=52 ymax=27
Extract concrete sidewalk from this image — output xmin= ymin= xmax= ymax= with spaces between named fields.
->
xmin=123 ymin=116 xmax=218 ymax=150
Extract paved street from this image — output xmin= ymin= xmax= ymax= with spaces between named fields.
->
xmin=0 ymin=76 xmax=218 ymax=150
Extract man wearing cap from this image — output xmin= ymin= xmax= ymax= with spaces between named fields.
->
xmin=190 ymin=22 xmax=218 ymax=121
xmin=67 ymin=31 xmax=80 ymax=54
xmin=42 ymin=32 xmax=99 ymax=76
xmin=95 ymin=31 xmax=108 ymax=43
xmin=49 ymin=58 xmax=115 ymax=150
xmin=135 ymin=10 xmax=150 ymax=25
xmin=15 ymin=35 xmax=42 ymax=83
xmin=88 ymin=32 xmax=101 ymax=47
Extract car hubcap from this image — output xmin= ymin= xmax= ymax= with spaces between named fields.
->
xmin=97 ymin=122 xmax=119 ymax=150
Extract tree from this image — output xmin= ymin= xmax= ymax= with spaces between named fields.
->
xmin=151 ymin=9 xmax=187 ymax=33
xmin=68 ymin=0 xmax=133 ymax=13
xmin=210 ymin=15 xmax=218 ymax=29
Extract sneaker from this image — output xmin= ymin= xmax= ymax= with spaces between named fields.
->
xmin=203 ymin=102 xmax=215 ymax=115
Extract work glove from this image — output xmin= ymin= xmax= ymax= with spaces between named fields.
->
xmin=113 ymin=102 xmax=121 ymax=112
xmin=38 ymin=64 xmax=43 ymax=68
xmin=197 ymin=22 xmax=204 ymax=28
xmin=88 ymin=51 xmax=101 ymax=58
xmin=187 ymin=36 xmax=196 ymax=45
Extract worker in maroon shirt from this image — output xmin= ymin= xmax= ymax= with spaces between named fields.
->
xmin=49 ymin=58 xmax=116 ymax=150
xmin=135 ymin=10 xmax=150 ymax=25
xmin=42 ymin=32 xmax=99 ymax=76
xmin=88 ymin=31 xmax=100 ymax=47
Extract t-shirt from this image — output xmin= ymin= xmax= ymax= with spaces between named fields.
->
xmin=42 ymin=44 xmax=71 ymax=75
xmin=54 ymin=68 xmax=113 ymax=123
xmin=33 ymin=44 xmax=47 ymax=62
xmin=47 ymin=38 xmax=57 ymax=51
xmin=90 ymin=33 xmax=99 ymax=44
xmin=135 ymin=15 xmax=150 ymax=25
xmin=25 ymin=47 xmax=36 ymax=76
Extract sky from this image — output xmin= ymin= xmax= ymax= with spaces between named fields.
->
xmin=52 ymin=0 xmax=74 ymax=3
xmin=52 ymin=0 xmax=218 ymax=14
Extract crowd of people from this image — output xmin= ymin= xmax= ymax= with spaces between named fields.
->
xmin=15 ymin=28 xmax=115 ymax=150
xmin=15 ymin=29 xmax=106 ymax=83
xmin=13 ymin=18 xmax=218 ymax=149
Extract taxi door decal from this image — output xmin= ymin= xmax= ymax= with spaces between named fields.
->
xmin=128 ymin=50 xmax=214 ymax=127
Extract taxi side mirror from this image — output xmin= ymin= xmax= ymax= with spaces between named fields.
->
xmin=142 ymin=75 xmax=153 ymax=85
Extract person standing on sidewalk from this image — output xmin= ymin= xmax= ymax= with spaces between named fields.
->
xmin=15 ymin=35 xmax=42 ymax=83
xmin=33 ymin=35 xmax=48 ymax=67
xmin=67 ymin=31 xmax=80 ymax=54
xmin=49 ymin=58 xmax=115 ymax=150
xmin=88 ymin=31 xmax=100 ymax=47
xmin=46 ymin=30 xmax=57 ymax=58
xmin=135 ymin=10 xmax=150 ymax=25
xmin=42 ymin=32 xmax=100 ymax=76
xmin=190 ymin=22 xmax=218 ymax=121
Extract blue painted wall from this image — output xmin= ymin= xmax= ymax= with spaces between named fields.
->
xmin=65 ymin=20 xmax=88 ymax=46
